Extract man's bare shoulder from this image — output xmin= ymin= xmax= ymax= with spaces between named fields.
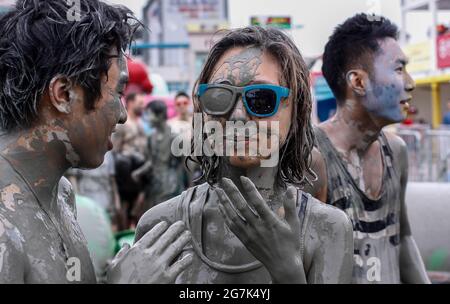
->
xmin=382 ymin=130 xmax=407 ymax=156
xmin=0 ymin=222 xmax=26 ymax=283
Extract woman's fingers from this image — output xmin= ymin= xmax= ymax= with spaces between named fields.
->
xmin=216 ymin=188 xmax=248 ymax=230
xmin=240 ymin=176 xmax=278 ymax=226
xmin=283 ymin=186 xmax=300 ymax=233
xmin=221 ymin=178 xmax=258 ymax=225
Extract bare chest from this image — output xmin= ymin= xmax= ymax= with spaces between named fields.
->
xmin=10 ymin=205 xmax=96 ymax=283
xmin=339 ymin=143 xmax=384 ymax=200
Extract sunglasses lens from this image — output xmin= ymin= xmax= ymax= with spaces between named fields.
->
xmin=245 ymin=88 xmax=277 ymax=116
xmin=200 ymin=88 xmax=233 ymax=114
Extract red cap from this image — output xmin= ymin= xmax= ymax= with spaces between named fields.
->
xmin=125 ymin=58 xmax=153 ymax=95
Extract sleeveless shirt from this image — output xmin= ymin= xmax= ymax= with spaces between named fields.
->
xmin=314 ymin=127 xmax=402 ymax=284
xmin=172 ymin=182 xmax=311 ymax=283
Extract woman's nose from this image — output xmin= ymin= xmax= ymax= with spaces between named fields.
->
xmin=228 ymin=96 xmax=249 ymax=121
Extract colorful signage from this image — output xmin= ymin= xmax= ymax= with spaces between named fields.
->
xmin=403 ymin=41 xmax=432 ymax=73
xmin=251 ymin=16 xmax=292 ymax=29
xmin=437 ymin=33 xmax=450 ymax=69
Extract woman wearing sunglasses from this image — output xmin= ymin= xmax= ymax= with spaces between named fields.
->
xmin=134 ymin=26 xmax=354 ymax=284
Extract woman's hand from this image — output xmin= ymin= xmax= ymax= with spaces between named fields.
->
xmin=216 ymin=176 xmax=306 ymax=284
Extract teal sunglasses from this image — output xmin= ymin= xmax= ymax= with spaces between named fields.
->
xmin=197 ymin=83 xmax=290 ymax=118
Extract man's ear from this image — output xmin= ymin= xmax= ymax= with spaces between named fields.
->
xmin=48 ymin=76 xmax=74 ymax=114
xmin=345 ymin=69 xmax=367 ymax=97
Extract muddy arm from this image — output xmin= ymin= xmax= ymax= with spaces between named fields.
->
xmin=305 ymin=202 xmax=354 ymax=284
xmin=384 ymin=133 xmax=429 ymax=283
xmin=392 ymin=136 xmax=430 ymax=284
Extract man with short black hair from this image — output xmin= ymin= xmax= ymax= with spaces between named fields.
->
xmin=0 ymin=0 xmax=192 ymax=283
xmin=311 ymin=13 xmax=430 ymax=283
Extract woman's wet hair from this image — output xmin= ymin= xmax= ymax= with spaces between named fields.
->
xmin=0 ymin=0 xmax=142 ymax=131
xmin=189 ymin=26 xmax=316 ymax=187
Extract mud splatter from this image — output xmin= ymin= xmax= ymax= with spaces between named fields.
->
xmin=0 ymin=243 xmax=6 ymax=273
xmin=0 ymin=184 xmax=22 ymax=212
xmin=0 ymin=221 xmax=4 ymax=238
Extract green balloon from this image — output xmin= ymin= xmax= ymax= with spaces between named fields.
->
xmin=75 ymin=195 xmax=116 ymax=276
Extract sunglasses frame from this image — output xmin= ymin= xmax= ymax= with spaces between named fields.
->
xmin=197 ymin=83 xmax=290 ymax=118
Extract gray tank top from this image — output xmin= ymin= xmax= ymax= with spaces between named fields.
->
xmin=174 ymin=183 xmax=310 ymax=276
xmin=314 ymin=127 xmax=402 ymax=284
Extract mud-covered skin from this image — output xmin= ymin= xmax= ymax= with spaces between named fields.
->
xmin=134 ymin=182 xmax=353 ymax=284
xmin=107 ymin=220 xmax=193 ymax=284
xmin=0 ymin=49 xmax=125 ymax=284
xmin=314 ymin=37 xmax=430 ymax=283
xmin=132 ymin=46 xmax=354 ymax=284
xmin=206 ymin=47 xmax=292 ymax=170
xmin=0 ymin=173 xmax=95 ymax=283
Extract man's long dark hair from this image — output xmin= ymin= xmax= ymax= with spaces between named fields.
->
xmin=189 ymin=26 xmax=315 ymax=187
xmin=0 ymin=0 xmax=141 ymax=131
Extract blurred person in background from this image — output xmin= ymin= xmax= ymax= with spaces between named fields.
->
xmin=169 ymin=91 xmax=193 ymax=141
xmin=125 ymin=58 xmax=153 ymax=96
xmin=66 ymin=151 xmax=121 ymax=232
xmin=402 ymin=106 xmax=418 ymax=126
xmin=168 ymin=91 xmax=201 ymax=186
xmin=112 ymin=93 xmax=147 ymax=229
xmin=443 ymin=99 xmax=450 ymax=125
xmin=132 ymin=100 xmax=186 ymax=217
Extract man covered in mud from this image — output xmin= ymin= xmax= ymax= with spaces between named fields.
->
xmin=135 ymin=26 xmax=354 ymax=284
xmin=132 ymin=100 xmax=186 ymax=215
xmin=0 ymin=0 xmax=192 ymax=283
xmin=113 ymin=92 xmax=147 ymax=229
xmin=310 ymin=13 xmax=430 ymax=283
